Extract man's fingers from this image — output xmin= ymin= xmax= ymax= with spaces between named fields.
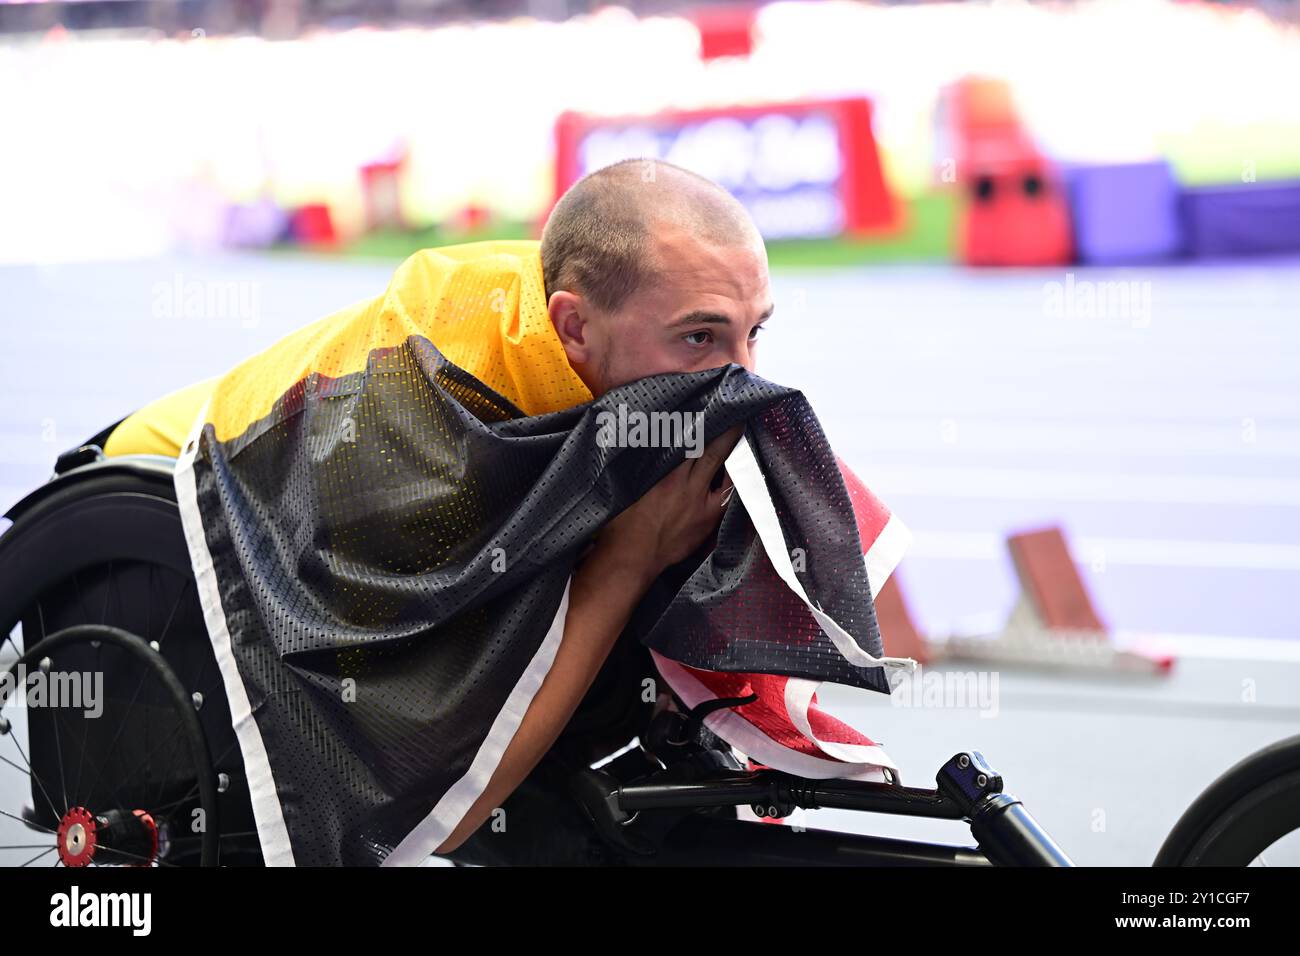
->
xmin=666 ymin=455 xmax=695 ymax=485
xmin=689 ymin=423 xmax=745 ymax=488
xmin=706 ymin=477 xmax=735 ymax=513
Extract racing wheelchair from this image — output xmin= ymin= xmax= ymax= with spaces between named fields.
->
xmin=2 ymin=430 xmax=1297 ymax=867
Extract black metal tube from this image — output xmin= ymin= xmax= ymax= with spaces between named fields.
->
xmin=619 ymin=773 xmax=778 ymax=811
xmin=619 ymin=771 xmax=969 ymax=821
xmin=811 ymin=780 xmax=969 ymax=820
xmin=968 ymin=793 xmax=1074 ymax=866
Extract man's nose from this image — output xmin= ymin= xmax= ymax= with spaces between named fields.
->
xmin=721 ymin=340 xmax=755 ymax=372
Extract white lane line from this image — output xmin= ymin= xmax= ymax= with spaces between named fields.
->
xmin=834 ymin=420 xmax=1300 ymax=458
xmin=862 ymin=464 xmax=1300 ymax=506
xmin=906 ymin=530 xmax=1300 ymax=572
xmin=1112 ymin=630 xmax=1300 ymax=662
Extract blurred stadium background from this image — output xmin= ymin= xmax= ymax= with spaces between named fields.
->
xmin=1 ymin=0 xmax=1298 ymax=865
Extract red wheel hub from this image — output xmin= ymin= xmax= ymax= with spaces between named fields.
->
xmin=55 ymin=807 xmax=160 ymax=866
xmin=130 ymin=810 xmax=159 ymax=867
xmin=57 ymin=807 xmax=98 ymax=867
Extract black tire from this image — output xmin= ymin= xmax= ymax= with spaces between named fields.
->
xmin=1154 ymin=733 xmax=1300 ymax=866
xmin=1 ymin=625 xmax=220 ymax=866
xmin=0 ymin=457 xmax=261 ymax=866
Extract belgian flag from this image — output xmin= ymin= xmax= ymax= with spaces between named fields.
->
xmin=174 ymin=240 xmax=914 ymax=865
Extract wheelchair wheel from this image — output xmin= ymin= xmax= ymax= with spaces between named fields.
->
xmin=1 ymin=625 xmax=218 ymax=866
xmin=0 ymin=456 xmax=262 ymax=866
xmin=1154 ymin=733 xmax=1300 ymax=866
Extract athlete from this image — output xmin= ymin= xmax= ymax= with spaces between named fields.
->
xmin=105 ymin=157 xmax=775 ymax=860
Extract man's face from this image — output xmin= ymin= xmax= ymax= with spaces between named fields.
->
xmin=551 ymin=225 xmax=774 ymax=398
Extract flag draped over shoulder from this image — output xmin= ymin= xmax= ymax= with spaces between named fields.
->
xmin=174 ymin=239 xmax=914 ymax=867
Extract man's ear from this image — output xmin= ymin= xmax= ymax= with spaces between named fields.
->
xmin=548 ymin=290 xmax=592 ymax=366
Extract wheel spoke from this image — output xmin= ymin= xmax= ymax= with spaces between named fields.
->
xmin=0 ymin=806 xmax=58 ymax=836
xmin=145 ymin=735 xmax=239 ymax=822
xmin=49 ymin=679 xmax=71 ymax=816
xmin=93 ymin=843 xmax=177 ymax=868
xmin=100 ymin=722 xmax=186 ymax=818
xmin=148 ymin=761 xmax=181 ymax=822
xmin=0 ymin=718 xmax=64 ymax=826
xmin=71 ymin=572 xmax=89 ymax=629
xmin=0 ymin=751 xmax=35 ymax=777
xmin=0 ymin=751 xmax=70 ymax=823
xmin=64 ymin=699 xmax=92 ymax=813
xmin=6 ymin=550 xmax=228 ymax=868
xmin=1 ymin=630 xmax=19 ymax=663
xmin=157 ymin=575 xmax=189 ymax=649
xmin=19 ymin=845 xmax=57 ymax=867
xmin=99 ymin=560 xmax=114 ymax=624
xmin=147 ymin=787 xmax=202 ymax=819
xmin=78 ymin=656 xmax=151 ymax=804
xmin=168 ymin=830 xmax=258 ymax=843
xmin=10 ymin=602 xmax=70 ymax=818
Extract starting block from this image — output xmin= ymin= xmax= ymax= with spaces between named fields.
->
xmin=884 ymin=527 xmax=1175 ymax=676
xmin=875 ymin=573 xmax=935 ymax=665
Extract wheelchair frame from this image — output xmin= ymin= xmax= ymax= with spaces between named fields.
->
xmin=2 ymin=441 xmax=1294 ymax=867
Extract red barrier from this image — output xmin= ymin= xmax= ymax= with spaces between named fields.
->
xmin=290 ymin=203 xmax=338 ymax=247
xmin=690 ymin=4 xmax=757 ymax=60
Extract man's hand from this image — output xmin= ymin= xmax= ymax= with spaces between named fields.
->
xmin=433 ymin=422 xmax=746 ymax=858
xmin=590 ymin=423 xmax=745 ymax=587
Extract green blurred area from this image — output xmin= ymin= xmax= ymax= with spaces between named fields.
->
xmin=765 ymin=191 xmax=956 ymax=267
xmin=1161 ymin=123 xmax=1300 ymax=186
xmin=340 ymin=221 xmax=537 ymax=259
xmin=277 ymin=191 xmax=959 ymax=268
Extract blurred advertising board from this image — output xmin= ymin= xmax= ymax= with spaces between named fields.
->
xmin=552 ymin=97 xmax=900 ymax=240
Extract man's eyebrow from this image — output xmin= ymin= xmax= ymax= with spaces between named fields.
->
xmin=668 ymin=303 xmax=775 ymax=328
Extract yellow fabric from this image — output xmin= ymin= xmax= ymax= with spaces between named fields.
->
xmin=103 ymin=376 xmax=222 ymax=457
xmin=104 ymin=240 xmax=592 ymax=455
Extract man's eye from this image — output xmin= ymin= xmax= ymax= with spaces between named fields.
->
xmin=683 ymin=331 xmax=712 ymax=346
xmin=749 ymin=323 xmax=766 ymax=340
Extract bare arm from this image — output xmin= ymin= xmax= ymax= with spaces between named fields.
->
xmin=435 ymin=424 xmax=743 ymax=855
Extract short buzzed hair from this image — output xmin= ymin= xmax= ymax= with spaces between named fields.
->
xmin=540 ymin=158 xmax=759 ymax=314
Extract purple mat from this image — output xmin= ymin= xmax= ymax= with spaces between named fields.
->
xmin=1064 ymin=160 xmax=1182 ymax=264
xmin=222 ymin=198 xmax=291 ymax=249
xmin=1181 ymin=180 xmax=1300 ymax=258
